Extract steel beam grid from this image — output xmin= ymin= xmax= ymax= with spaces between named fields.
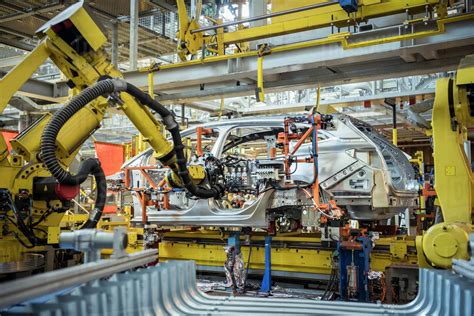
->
xmin=6 ymin=16 xmax=474 ymax=106
xmin=237 ymin=88 xmax=435 ymax=116
xmin=3 ymin=259 xmax=473 ymax=315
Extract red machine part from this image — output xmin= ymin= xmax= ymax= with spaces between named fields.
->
xmin=54 ymin=183 xmax=80 ymax=200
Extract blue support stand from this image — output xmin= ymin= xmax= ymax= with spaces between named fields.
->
xmin=228 ymin=232 xmax=241 ymax=252
xmin=260 ymin=235 xmax=272 ymax=293
xmin=338 ymin=237 xmax=372 ymax=302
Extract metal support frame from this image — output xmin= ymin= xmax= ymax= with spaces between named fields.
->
xmin=260 ymin=235 xmax=272 ymax=293
xmin=129 ymin=0 xmax=139 ymax=70
xmin=338 ymin=237 xmax=372 ymax=302
xmin=2 ymin=15 xmax=473 ymax=105
xmin=111 ymin=22 xmax=119 ymax=67
xmin=125 ymin=17 xmax=474 ymax=104
xmin=256 ymin=54 xmax=264 ymax=102
xmin=158 ymin=235 xmax=418 ymax=276
xmin=195 ymin=1 xmax=337 ymax=34
xmin=0 ymin=2 xmax=64 ymax=23
xmin=178 ymin=0 xmax=447 ymax=58
xmin=386 ymin=100 xmax=398 ymax=146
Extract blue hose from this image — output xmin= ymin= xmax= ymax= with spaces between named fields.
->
xmin=311 ymin=115 xmax=318 ymax=182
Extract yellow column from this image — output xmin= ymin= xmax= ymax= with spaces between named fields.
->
xmin=148 ymin=72 xmax=154 ymax=98
xmin=133 ymin=71 xmax=156 ymax=154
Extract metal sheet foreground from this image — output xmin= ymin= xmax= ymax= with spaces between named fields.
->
xmin=3 ymin=258 xmax=473 ymax=315
xmin=0 ymin=249 xmax=158 ymax=310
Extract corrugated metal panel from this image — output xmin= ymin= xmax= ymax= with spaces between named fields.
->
xmin=4 ymin=260 xmax=474 ymax=315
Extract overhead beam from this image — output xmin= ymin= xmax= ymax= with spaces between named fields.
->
xmin=117 ymin=8 xmax=165 ymax=21
xmin=152 ymin=55 xmax=450 ymax=104
xmin=0 ymin=71 xmax=68 ymax=103
xmin=123 ymin=18 xmax=474 ymax=102
xmin=8 ymin=95 xmax=42 ymax=112
xmin=0 ymin=54 xmax=29 ymax=69
xmin=1 ymin=14 xmax=473 ymax=108
xmin=0 ymin=1 xmax=65 ymax=23
xmin=148 ymin=0 xmax=177 ymax=12
xmin=0 ymin=26 xmax=33 ymax=39
xmin=0 ymin=38 xmax=35 ymax=51
xmin=88 ymin=5 xmax=167 ymax=38
xmin=237 ymin=89 xmax=435 ymax=116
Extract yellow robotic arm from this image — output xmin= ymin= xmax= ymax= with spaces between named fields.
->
xmin=0 ymin=2 xmax=222 ymax=254
xmin=417 ymin=54 xmax=474 ymax=268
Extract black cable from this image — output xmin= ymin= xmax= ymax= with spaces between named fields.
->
xmin=41 ymin=80 xmax=115 ymax=229
xmin=7 ymin=194 xmax=44 ymax=245
xmin=322 ymin=263 xmax=336 ymax=299
xmin=9 ymin=231 xmax=35 ymax=249
xmin=31 ymin=209 xmax=53 ymax=227
xmin=32 ymin=227 xmax=48 ymax=235
xmin=289 ymin=158 xmax=298 ymax=175
xmin=5 ymin=216 xmax=36 ymax=248
xmin=322 ymin=253 xmax=340 ymax=300
xmin=125 ymin=82 xmax=226 ymax=199
xmin=41 ymin=77 xmax=225 ymax=227
xmin=257 ymin=184 xmax=273 ymax=196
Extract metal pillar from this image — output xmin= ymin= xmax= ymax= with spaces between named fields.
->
xmin=190 ymin=0 xmax=196 ymax=19
xmin=260 ymin=235 xmax=272 ymax=293
xmin=257 ymin=55 xmax=264 ymax=102
xmin=18 ymin=111 xmax=31 ymax=132
xmin=129 ymin=0 xmax=139 ymax=71
xmin=249 ymin=0 xmax=267 ymax=27
xmin=111 ymin=22 xmax=119 ymax=67
xmin=181 ymin=104 xmax=186 ymax=126
xmin=249 ymin=0 xmax=267 ymax=50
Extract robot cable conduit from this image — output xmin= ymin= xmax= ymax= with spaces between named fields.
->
xmin=41 ymin=78 xmax=224 ymax=229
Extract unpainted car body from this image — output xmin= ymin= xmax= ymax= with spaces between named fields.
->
xmin=124 ymin=115 xmax=418 ymax=228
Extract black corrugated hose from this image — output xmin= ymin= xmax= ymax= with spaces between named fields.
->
xmin=125 ymin=83 xmax=225 ymax=199
xmin=41 ymin=80 xmax=117 ymax=229
xmin=41 ymin=79 xmax=224 ymax=230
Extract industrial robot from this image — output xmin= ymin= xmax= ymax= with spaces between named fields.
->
xmin=0 ymin=1 xmax=471 ymax=279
